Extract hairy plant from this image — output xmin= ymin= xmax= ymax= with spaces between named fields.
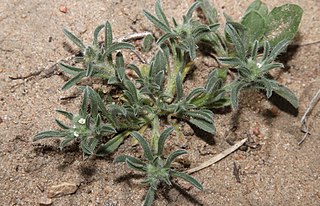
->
xmin=33 ymin=0 xmax=303 ymax=205
xmin=218 ymin=23 xmax=298 ymax=109
xmin=114 ymin=128 xmax=203 ymax=206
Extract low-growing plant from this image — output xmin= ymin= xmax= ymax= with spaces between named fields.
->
xmin=114 ymin=128 xmax=203 ymax=206
xmin=34 ymin=0 xmax=303 ymax=205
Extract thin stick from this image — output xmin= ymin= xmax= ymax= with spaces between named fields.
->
xmin=115 ymin=31 xmax=152 ymax=42
xmin=187 ymin=138 xmax=247 ymax=174
xmin=299 ymin=89 xmax=320 ymax=145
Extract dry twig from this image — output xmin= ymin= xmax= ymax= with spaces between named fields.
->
xmin=187 ymin=138 xmax=247 ymax=174
xmin=299 ymin=89 xmax=320 ymax=145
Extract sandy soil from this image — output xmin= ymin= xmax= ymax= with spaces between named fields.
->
xmin=0 ymin=0 xmax=319 ymax=205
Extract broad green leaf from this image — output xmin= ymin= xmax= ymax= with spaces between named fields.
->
xmin=63 ymin=29 xmax=85 ymax=50
xmin=245 ymin=0 xmax=268 ymax=17
xmin=265 ymin=4 xmax=303 ymax=47
xmin=142 ymin=34 xmax=155 ymax=52
xmin=131 ymin=131 xmax=154 ymax=161
xmin=241 ymin=10 xmax=266 ymax=48
xmin=170 ymin=171 xmax=203 ymax=190
xmin=189 ymin=118 xmax=216 ymax=134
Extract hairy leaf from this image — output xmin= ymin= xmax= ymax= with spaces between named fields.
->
xmin=171 ymin=171 xmax=203 ymax=190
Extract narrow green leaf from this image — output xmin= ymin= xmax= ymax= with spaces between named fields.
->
xmin=125 ymin=158 xmax=146 ymax=172
xmin=105 ymin=42 xmax=134 ymax=56
xmin=157 ymin=127 xmax=174 ymax=155
xmin=80 ymin=88 xmax=89 ymax=117
xmin=156 ymin=33 xmax=175 ymax=45
xmin=176 ymin=72 xmax=183 ymax=101
xmin=189 ymin=118 xmax=216 ymax=134
xmin=155 ymin=0 xmax=169 ymax=27
xmin=171 ymin=171 xmax=203 ymax=190
xmin=265 ymin=39 xmax=290 ymax=64
xmin=93 ymin=24 xmax=105 ymax=46
xmin=59 ymin=63 xmax=83 ymax=76
xmin=272 ymin=83 xmax=299 ymax=108
xmin=143 ymin=187 xmax=156 ymax=206
xmin=128 ymin=64 xmax=142 ymax=78
xmin=251 ymin=40 xmax=259 ymax=60
xmin=86 ymin=62 xmax=93 ymax=77
xmin=55 ymin=119 xmax=69 ymax=129
xmin=197 ymin=0 xmax=218 ymax=24
xmin=186 ymin=87 xmax=206 ymax=101
xmin=104 ymin=21 xmax=113 ymax=49
xmin=33 ymin=131 xmax=66 ymax=141
xmin=62 ymin=71 xmax=86 ymax=90
xmin=114 ymin=155 xmax=145 ymax=165
xmin=185 ymin=1 xmax=202 ymax=21
xmin=56 ymin=110 xmax=74 ymax=120
xmin=186 ymin=110 xmax=213 ymax=123
xmin=225 ymin=23 xmax=246 ymax=61
xmin=99 ymin=124 xmax=116 ymax=134
xmin=230 ymin=81 xmax=248 ymax=110
xmin=262 ymin=41 xmax=271 ymax=62
xmin=143 ymin=10 xmax=171 ymax=33
xmin=164 ymin=150 xmax=187 ymax=168
xmin=131 ymin=132 xmax=154 ymax=162
xmin=95 ymin=132 xmax=127 ymax=156
xmin=59 ymin=136 xmax=75 ymax=150
xmin=63 ymin=29 xmax=85 ymax=50
xmin=261 ymin=62 xmax=283 ymax=73
xmin=218 ymin=57 xmax=242 ymax=66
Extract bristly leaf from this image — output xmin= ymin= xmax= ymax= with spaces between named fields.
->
xmin=86 ymin=62 xmax=93 ymax=77
xmin=114 ymin=155 xmax=145 ymax=165
xmin=63 ymin=29 xmax=85 ymax=50
xmin=131 ymin=131 xmax=154 ymax=162
xmin=62 ymin=71 xmax=86 ymax=90
xmin=96 ymin=132 xmax=127 ymax=156
xmin=164 ymin=149 xmax=187 ymax=168
xmin=59 ymin=63 xmax=83 ymax=76
xmin=218 ymin=57 xmax=243 ymax=66
xmin=144 ymin=187 xmax=156 ymax=206
xmin=104 ymin=21 xmax=113 ymax=49
xmin=157 ymin=127 xmax=174 ymax=156
xmin=143 ymin=10 xmax=171 ymax=33
xmin=142 ymin=34 xmax=155 ymax=52
xmin=33 ymin=131 xmax=66 ymax=141
xmin=225 ymin=23 xmax=246 ymax=61
xmin=93 ymin=24 xmax=105 ymax=47
xmin=175 ymin=72 xmax=183 ymax=101
xmin=105 ymin=42 xmax=135 ymax=56
xmin=186 ymin=110 xmax=213 ymax=123
xmin=55 ymin=119 xmax=69 ymax=129
xmin=56 ymin=110 xmax=74 ymax=120
xmin=185 ymin=1 xmax=202 ymax=22
xmin=188 ymin=118 xmax=216 ymax=134
xmin=170 ymin=171 xmax=203 ymax=190
xmin=197 ymin=0 xmax=218 ymax=24
xmin=155 ymin=0 xmax=169 ymax=27
xmin=251 ymin=40 xmax=259 ymax=60
xmin=272 ymin=83 xmax=299 ymax=108
xmin=125 ymin=158 xmax=147 ymax=172
xmin=264 ymin=39 xmax=289 ymax=64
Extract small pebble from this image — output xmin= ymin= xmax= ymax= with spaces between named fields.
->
xmin=59 ymin=5 xmax=68 ymax=13
xmin=39 ymin=197 xmax=53 ymax=206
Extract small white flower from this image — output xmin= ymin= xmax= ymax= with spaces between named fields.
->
xmin=78 ymin=118 xmax=86 ymax=125
xmin=73 ymin=125 xmax=77 ymax=129
xmin=73 ymin=131 xmax=79 ymax=137
xmin=256 ymin=63 xmax=262 ymax=68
